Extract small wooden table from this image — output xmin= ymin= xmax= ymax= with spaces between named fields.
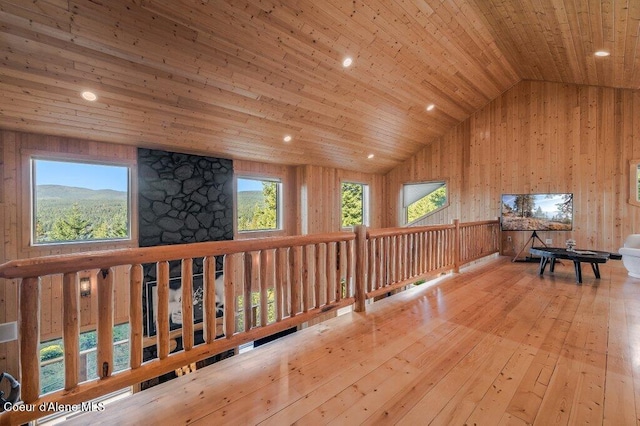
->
xmin=529 ymin=247 xmax=622 ymax=284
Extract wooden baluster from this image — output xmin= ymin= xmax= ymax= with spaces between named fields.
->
xmin=438 ymin=230 xmax=442 ymax=268
xmin=407 ymin=234 xmax=416 ymax=278
xmin=423 ymin=231 xmax=428 ymax=272
xmin=390 ymin=236 xmax=397 ymax=284
xmin=408 ymin=233 xmax=412 ymax=278
xmin=367 ymin=238 xmax=375 ymax=293
xmin=97 ymin=268 xmax=114 ymax=377
xmin=376 ymin=237 xmax=383 ymax=290
xmin=63 ymin=272 xmax=79 ymax=390
xmin=405 ymin=234 xmax=411 ymax=279
xmin=260 ymin=250 xmax=269 ymax=326
xmin=406 ymin=234 xmax=411 ymax=278
xmin=181 ymin=258 xmax=194 ymax=350
xmin=463 ymin=225 xmax=468 ymax=261
xmin=445 ymin=229 xmax=450 ymax=267
xmin=314 ymin=244 xmax=323 ymax=308
xmin=275 ymin=248 xmax=286 ymax=321
xmin=417 ymin=232 xmax=423 ymax=275
xmin=396 ymin=235 xmax=404 ymax=282
xmin=354 ymin=225 xmax=367 ymax=312
xmin=290 ymin=246 xmax=301 ymax=315
xmin=453 ymin=226 xmax=458 ymax=268
xmin=380 ymin=237 xmax=387 ymax=289
xmin=424 ymin=232 xmax=429 ymax=272
xmin=129 ymin=264 xmax=143 ymax=370
xmin=417 ymin=232 xmax=422 ymax=275
xmin=337 ymin=241 xmax=346 ymax=300
xmin=346 ymin=240 xmax=353 ymax=298
xmin=302 ymin=245 xmax=310 ymax=312
xmin=441 ymin=229 xmax=445 ymax=268
xmin=156 ymin=261 xmax=169 ymax=360
xmin=326 ymin=242 xmax=336 ymax=303
xmin=243 ymin=253 xmax=253 ymax=331
xmin=20 ymin=276 xmax=40 ymax=403
xmin=203 ymin=255 xmax=216 ymax=343
xmin=429 ymin=231 xmax=436 ymax=271
xmin=224 ymin=254 xmax=236 ymax=338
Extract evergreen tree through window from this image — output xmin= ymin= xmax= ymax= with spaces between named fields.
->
xmin=32 ymin=159 xmax=130 ymax=245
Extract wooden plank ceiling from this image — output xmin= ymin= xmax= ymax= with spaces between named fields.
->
xmin=0 ymin=0 xmax=638 ymax=173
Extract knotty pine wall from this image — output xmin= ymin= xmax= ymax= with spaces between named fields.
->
xmin=0 ymin=131 xmax=139 ymax=379
xmin=385 ymin=80 xmax=640 ymax=256
xmin=0 ymin=132 xmax=386 ymax=377
xmin=298 ymin=165 xmax=386 ymax=235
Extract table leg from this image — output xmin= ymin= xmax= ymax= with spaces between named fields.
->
xmin=591 ymin=263 xmax=601 ymax=279
xmin=538 ymin=257 xmax=549 ymax=275
xmin=573 ymin=261 xmax=583 ymax=284
xmin=550 ymin=258 xmax=556 ymax=272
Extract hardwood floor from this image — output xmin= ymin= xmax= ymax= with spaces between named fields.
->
xmin=67 ymin=256 xmax=640 ymax=425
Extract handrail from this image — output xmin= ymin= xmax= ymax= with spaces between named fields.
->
xmin=0 ymin=232 xmax=354 ymax=279
xmin=367 ymin=223 xmax=454 ymax=238
xmin=0 ymin=219 xmax=499 ymax=425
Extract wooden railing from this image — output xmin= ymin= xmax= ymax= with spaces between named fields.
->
xmin=0 ymin=219 xmax=499 ymax=425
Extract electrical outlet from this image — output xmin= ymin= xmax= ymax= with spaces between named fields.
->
xmin=507 ymin=236 xmax=512 ymax=242
xmin=545 ymin=238 xmax=553 ymax=245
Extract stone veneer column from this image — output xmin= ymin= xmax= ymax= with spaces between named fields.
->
xmin=137 ymin=148 xmax=234 ymax=248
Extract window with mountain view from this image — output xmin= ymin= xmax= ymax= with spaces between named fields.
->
xmin=32 ymin=159 xmax=130 ymax=245
xmin=236 ymin=177 xmax=281 ymax=232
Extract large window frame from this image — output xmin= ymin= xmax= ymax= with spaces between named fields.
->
xmin=30 ymin=156 xmax=133 ymax=247
xmin=340 ymin=181 xmax=370 ymax=229
xmin=235 ymin=176 xmax=283 ymax=234
xmin=402 ymin=180 xmax=449 ymax=225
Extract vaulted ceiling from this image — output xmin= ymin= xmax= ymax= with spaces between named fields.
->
xmin=0 ymin=0 xmax=638 ymax=173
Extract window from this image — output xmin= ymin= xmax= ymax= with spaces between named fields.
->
xmin=341 ymin=182 xmax=369 ymax=228
xmin=631 ymin=160 xmax=640 ymax=207
xmin=32 ymin=159 xmax=131 ymax=245
xmin=403 ymin=181 xmax=448 ymax=224
xmin=236 ymin=177 xmax=282 ymax=232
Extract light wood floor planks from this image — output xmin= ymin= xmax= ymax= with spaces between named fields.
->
xmin=67 ymin=257 xmax=640 ymax=425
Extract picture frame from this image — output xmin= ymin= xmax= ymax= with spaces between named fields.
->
xmin=146 ymin=273 xmax=205 ymax=337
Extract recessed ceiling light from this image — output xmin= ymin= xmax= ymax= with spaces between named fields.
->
xmin=81 ymin=91 xmax=97 ymax=101
xmin=594 ymin=51 xmax=610 ymax=57
xmin=367 ymin=153 xmax=374 ymax=159
xmin=426 ymin=104 xmax=435 ymax=111
xmin=283 ymin=135 xmax=292 ymax=142
xmin=342 ymin=57 xmax=353 ymax=68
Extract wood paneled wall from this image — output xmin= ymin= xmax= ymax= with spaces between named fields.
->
xmin=298 ymin=165 xmax=386 ymax=234
xmin=385 ymin=80 xmax=640 ymax=255
xmin=0 ymin=131 xmax=139 ymax=378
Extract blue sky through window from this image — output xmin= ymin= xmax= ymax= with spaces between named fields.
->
xmin=237 ymin=178 xmax=266 ymax=192
xmin=34 ymin=159 xmax=128 ymax=192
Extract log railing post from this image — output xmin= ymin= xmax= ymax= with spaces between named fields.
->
xmin=354 ymin=225 xmax=367 ymax=312
xmin=203 ymin=256 xmax=216 ymax=343
xmin=181 ymin=259 xmax=194 ymax=350
xmin=224 ymin=254 xmax=236 ymax=338
xmin=97 ymin=268 xmax=114 ymax=378
xmin=156 ymin=262 xmax=169 ymax=360
xmin=129 ymin=264 xmax=143 ymax=369
xmin=243 ymin=253 xmax=253 ymax=331
xmin=62 ymin=272 xmax=79 ymax=390
xmin=454 ymin=219 xmax=461 ymax=273
xmin=20 ymin=276 xmax=40 ymax=403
